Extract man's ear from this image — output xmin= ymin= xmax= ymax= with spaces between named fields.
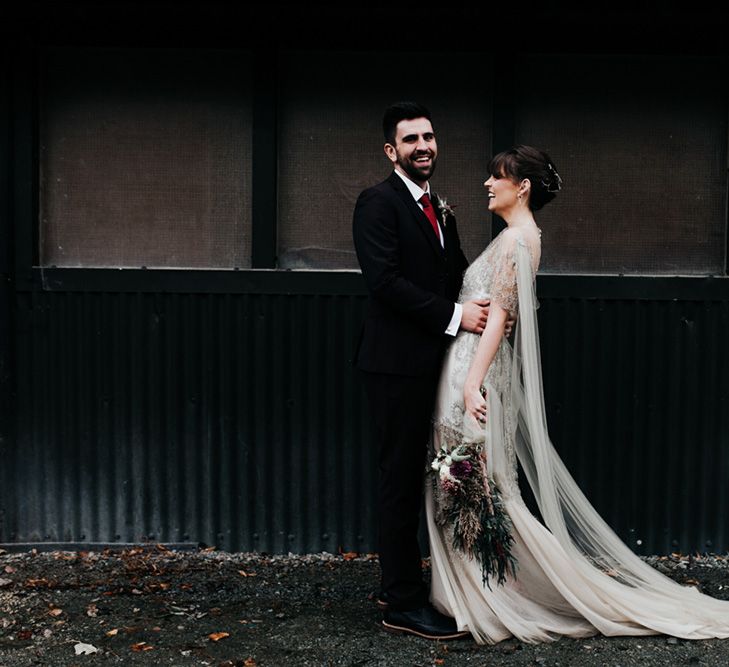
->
xmin=384 ymin=142 xmax=397 ymax=164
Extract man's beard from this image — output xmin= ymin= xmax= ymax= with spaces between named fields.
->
xmin=397 ymin=151 xmax=437 ymax=183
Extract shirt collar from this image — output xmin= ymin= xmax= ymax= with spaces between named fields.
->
xmin=393 ymin=168 xmax=431 ymax=202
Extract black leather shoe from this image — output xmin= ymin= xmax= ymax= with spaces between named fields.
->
xmin=382 ymin=605 xmax=471 ymax=640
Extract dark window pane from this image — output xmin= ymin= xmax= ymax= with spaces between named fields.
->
xmin=516 ymin=55 xmax=727 ymax=275
xmin=277 ymin=51 xmax=493 ymax=270
xmin=40 ymin=48 xmax=252 ymax=269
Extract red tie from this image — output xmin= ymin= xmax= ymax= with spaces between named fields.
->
xmin=419 ymin=193 xmax=440 ymax=240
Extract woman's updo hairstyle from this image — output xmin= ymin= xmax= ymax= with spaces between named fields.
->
xmin=487 ymin=145 xmax=562 ymax=211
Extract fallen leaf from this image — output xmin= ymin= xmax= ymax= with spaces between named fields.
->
xmin=434 ymin=660 xmax=445 ymax=666
xmin=106 ymin=628 xmax=119 ymax=637
xmin=17 ymin=629 xmax=33 ymax=640
xmin=244 ymin=659 xmax=257 ymax=667
xmin=86 ymin=603 xmax=99 ymax=617
xmin=48 ymin=608 xmax=63 ymax=617
xmin=179 ymin=583 xmax=193 ymax=590
xmin=685 ymin=578 xmax=700 ymax=586
xmin=155 ymin=543 xmax=170 ymax=552
xmin=0 ymin=578 xmax=13 ymax=588
xmin=238 ymin=569 xmax=257 ymax=577
xmin=131 ymin=641 xmax=154 ymax=651
xmin=208 ymin=631 xmax=230 ymax=642
xmin=4 ymin=565 xmax=16 ymax=574
xmin=74 ymin=642 xmax=98 ymax=655
xmin=338 ymin=546 xmax=358 ymax=560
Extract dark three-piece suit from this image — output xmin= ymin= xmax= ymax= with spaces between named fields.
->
xmin=353 ymin=171 xmax=469 ymax=610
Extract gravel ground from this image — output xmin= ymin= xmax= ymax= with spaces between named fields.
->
xmin=1 ymin=546 xmax=729 ymax=666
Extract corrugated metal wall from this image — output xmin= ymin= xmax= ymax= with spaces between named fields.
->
xmin=539 ymin=297 xmax=729 ymax=554
xmin=7 ymin=291 xmax=374 ymax=554
xmin=3 ymin=290 xmax=728 ymax=555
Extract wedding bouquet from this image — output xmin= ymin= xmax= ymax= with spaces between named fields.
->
xmin=430 ymin=443 xmax=517 ymax=588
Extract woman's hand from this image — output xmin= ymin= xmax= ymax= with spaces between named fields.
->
xmin=464 ymin=383 xmax=487 ymax=424
xmin=504 ymin=312 xmax=516 ymax=337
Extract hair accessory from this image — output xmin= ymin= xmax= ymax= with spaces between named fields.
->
xmin=542 ymin=163 xmax=562 ymax=193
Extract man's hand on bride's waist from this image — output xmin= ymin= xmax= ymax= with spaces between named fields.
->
xmin=460 ymin=299 xmax=489 ymax=334
xmin=459 ymin=299 xmax=515 ymax=336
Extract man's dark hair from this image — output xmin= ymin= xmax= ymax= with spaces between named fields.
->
xmin=382 ymin=101 xmax=432 ymax=145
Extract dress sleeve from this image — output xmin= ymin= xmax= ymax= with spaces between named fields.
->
xmin=490 ymin=231 xmax=521 ymax=315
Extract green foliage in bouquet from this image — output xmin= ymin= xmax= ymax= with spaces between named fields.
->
xmin=431 ymin=443 xmax=517 ymax=589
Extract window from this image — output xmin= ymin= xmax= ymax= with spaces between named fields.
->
xmin=276 ymin=51 xmax=493 ymax=269
xmin=515 ymin=55 xmax=727 ymax=275
xmin=40 ymin=48 xmax=252 ymax=269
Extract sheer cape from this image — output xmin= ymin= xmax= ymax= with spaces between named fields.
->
xmin=426 ymin=230 xmax=729 ymax=644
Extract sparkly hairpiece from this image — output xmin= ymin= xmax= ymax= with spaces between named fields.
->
xmin=542 ymin=163 xmax=562 ymax=193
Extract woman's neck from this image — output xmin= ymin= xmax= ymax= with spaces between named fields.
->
xmin=502 ymin=207 xmax=536 ymax=228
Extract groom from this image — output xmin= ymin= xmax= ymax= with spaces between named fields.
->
xmin=353 ymin=102 xmax=489 ymax=639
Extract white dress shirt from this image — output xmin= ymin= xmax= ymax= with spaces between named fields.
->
xmin=393 ymin=169 xmax=462 ymax=336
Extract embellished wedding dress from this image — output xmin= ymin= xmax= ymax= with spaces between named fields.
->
xmin=425 ymin=226 xmax=729 ymax=644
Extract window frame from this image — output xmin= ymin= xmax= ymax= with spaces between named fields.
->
xmin=11 ymin=47 xmax=729 ymax=298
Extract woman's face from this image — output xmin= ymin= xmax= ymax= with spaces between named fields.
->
xmin=484 ymin=173 xmax=521 ymax=216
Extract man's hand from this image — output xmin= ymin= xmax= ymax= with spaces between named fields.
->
xmin=460 ymin=299 xmax=489 ymax=334
xmin=461 ymin=299 xmax=517 ymax=336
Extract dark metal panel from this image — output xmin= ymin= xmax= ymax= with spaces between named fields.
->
xmin=3 ymin=290 xmax=729 ymax=556
xmin=6 ymin=291 xmax=375 ymax=554
xmin=19 ymin=267 xmax=729 ymax=300
xmin=539 ymin=297 xmax=729 ymax=555
xmin=0 ymin=48 xmax=14 ymax=544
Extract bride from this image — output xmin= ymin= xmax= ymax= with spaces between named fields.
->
xmin=425 ymin=145 xmax=729 ymax=644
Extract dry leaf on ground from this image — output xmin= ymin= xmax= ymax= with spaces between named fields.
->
xmin=131 ymin=641 xmax=154 ymax=651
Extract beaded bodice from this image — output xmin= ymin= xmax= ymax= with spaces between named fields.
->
xmin=432 ymin=227 xmax=541 ymax=496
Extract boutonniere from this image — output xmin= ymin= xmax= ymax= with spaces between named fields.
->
xmin=435 ymin=194 xmax=457 ymax=225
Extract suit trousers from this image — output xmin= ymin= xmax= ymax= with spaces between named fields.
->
xmin=360 ymin=369 xmax=441 ymax=611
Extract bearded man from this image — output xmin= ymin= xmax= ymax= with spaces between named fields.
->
xmin=352 ymin=101 xmax=488 ymax=639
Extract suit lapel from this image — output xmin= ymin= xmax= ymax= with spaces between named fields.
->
xmin=387 ymin=172 xmax=443 ymax=258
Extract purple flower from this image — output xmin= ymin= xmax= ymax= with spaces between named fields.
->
xmin=450 ymin=460 xmax=473 ymax=480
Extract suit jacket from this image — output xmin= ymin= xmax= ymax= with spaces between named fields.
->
xmin=353 ymin=171 xmax=469 ymax=377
